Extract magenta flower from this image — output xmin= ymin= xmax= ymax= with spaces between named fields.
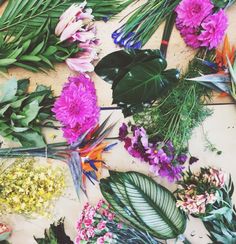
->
xmin=52 ymin=74 xmax=100 ymax=143
xmin=175 ymin=0 xmax=213 ymax=27
xmin=198 ymin=9 xmax=228 ymax=49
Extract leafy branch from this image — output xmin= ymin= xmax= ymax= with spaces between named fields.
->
xmin=0 ymin=78 xmax=56 ymax=147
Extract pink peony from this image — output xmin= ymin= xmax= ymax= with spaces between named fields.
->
xmin=175 ymin=0 xmax=213 ymax=27
xmin=52 ymin=74 xmax=100 ymax=143
xmin=198 ymin=9 xmax=228 ymax=49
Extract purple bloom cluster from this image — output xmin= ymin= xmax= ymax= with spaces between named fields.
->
xmin=119 ymin=123 xmax=186 ymax=182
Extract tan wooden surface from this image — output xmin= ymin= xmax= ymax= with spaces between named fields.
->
xmin=0 ymin=1 xmax=236 ymax=243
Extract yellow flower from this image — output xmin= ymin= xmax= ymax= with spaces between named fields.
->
xmin=0 ymin=158 xmax=66 ymax=217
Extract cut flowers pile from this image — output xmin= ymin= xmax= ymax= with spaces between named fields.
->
xmin=0 ymin=0 xmax=236 ymax=243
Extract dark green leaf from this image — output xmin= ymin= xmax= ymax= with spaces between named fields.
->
xmin=95 ymin=49 xmax=179 ymax=105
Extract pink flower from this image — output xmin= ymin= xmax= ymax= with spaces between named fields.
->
xmin=55 ymin=1 xmax=94 ymax=41
xmin=117 ymin=223 xmax=123 ymax=229
xmin=104 ymin=232 xmax=113 ymax=240
xmin=60 ymin=20 xmax=84 ymax=42
xmin=55 ymin=3 xmax=86 ymax=36
xmin=97 ymin=221 xmax=107 ymax=230
xmin=66 ymin=39 xmax=100 ymax=73
xmin=86 ymin=227 xmax=95 ymax=238
xmin=97 ymin=237 xmax=105 ymax=244
xmin=179 ymin=26 xmax=201 ymax=48
xmin=66 ymin=57 xmax=95 ymax=73
xmin=198 ymin=10 xmax=228 ymax=49
xmin=52 ymin=74 xmax=100 ymax=143
xmin=175 ymin=0 xmax=213 ymax=27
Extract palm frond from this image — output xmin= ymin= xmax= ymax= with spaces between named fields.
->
xmin=0 ymin=0 xmax=133 ymax=33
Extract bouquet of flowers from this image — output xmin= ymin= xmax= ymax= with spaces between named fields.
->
xmin=176 ymin=167 xmax=225 ymax=215
xmin=75 ymin=200 xmax=160 ymax=244
xmin=176 ymin=166 xmax=236 ymax=243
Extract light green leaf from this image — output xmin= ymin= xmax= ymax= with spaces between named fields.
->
xmin=100 ymin=171 xmax=186 ymax=239
xmin=10 ymin=96 xmax=28 ymax=108
xmin=20 ymin=55 xmax=41 ymax=62
xmin=0 ymin=78 xmax=18 ymax=103
xmin=0 ymin=104 xmax=11 ymax=117
xmin=13 ymin=131 xmax=45 ymax=147
xmin=12 ymin=127 xmax=29 ymax=132
xmin=21 ymin=100 xmax=40 ymax=126
xmin=0 ymin=58 xmax=16 ymax=66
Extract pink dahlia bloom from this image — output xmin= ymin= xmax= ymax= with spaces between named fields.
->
xmin=198 ymin=9 xmax=228 ymax=49
xmin=179 ymin=26 xmax=201 ymax=48
xmin=175 ymin=0 xmax=213 ymax=27
xmin=52 ymin=74 xmax=100 ymax=143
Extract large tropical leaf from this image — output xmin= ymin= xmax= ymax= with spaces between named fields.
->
xmin=100 ymin=171 xmax=187 ymax=240
xmin=95 ymin=49 xmax=179 ymax=105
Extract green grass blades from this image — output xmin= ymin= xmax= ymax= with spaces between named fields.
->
xmin=0 ymin=78 xmax=55 ymax=147
xmin=100 ymin=171 xmax=187 ymax=240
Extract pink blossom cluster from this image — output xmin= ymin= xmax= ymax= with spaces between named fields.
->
xmin=52 ymin=74 xmax=100 ymax=144
xmin=176 ymin=167 xmax=226 ymax=215
xmin=175 ymin=0 xmax=228 ymax=49
xmin=75 ymin=200 xmax=121 ymax=244
xmin=177 ymin=185 xmax=217 ymax=214
xmin=55 ymin=1 xmax=100 ymax=72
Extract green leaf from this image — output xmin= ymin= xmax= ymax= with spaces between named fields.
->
xmin=100 ymin=171 xmax=186 ymax=239
xmin=0 ymin=78 xmax=18 ymax=103
xmin=0 ymin=104 xmax=11 ymax=117
xmin=0 ymin=58 xmax=16 ymax=66
xmin=21 ymin=100 xmax=40 ymax=126
xmin=12 ymin=127 xmax=29 ymax=132
xmin=0 ymin=122 xmax=12 ymax=137
xmin=20 ymin=55 xmax=42 ymax=62
xmin=95 ymin=49 xmax=179 ymax=104
xmin=13 ymin=131 xmax=45 ymax=147
xmin=10 ymin=96 xmax=28 ymax=109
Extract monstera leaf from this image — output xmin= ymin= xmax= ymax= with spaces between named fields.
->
xmin=100 ymin=171 xmax=186 ymax=240
xmin=95 ymin=49 xmax=179 ymax=105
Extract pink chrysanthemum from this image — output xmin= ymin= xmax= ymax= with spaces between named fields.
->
xmin=175 ymin=0 xmax=213 ymax=27
xmin=198 ymin=9 xmax=228 ymax=49
xmin=179 ymin=26 xmax=201 ymax=48
xmin=52 ymin=74 xmax=100 ymax=143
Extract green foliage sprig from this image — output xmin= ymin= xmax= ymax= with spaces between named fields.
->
xmin=133 ymin=49 xmax=214 ymax=152
xmin=0 ymin=78 xmax=55 ymax=146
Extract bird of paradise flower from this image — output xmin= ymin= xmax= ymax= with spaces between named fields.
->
xmin=0 ymin=116 xmax=116 ymax=197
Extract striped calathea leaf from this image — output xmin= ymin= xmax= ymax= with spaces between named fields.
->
xmin=100 ymin=171 xmax=187 ymax=240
